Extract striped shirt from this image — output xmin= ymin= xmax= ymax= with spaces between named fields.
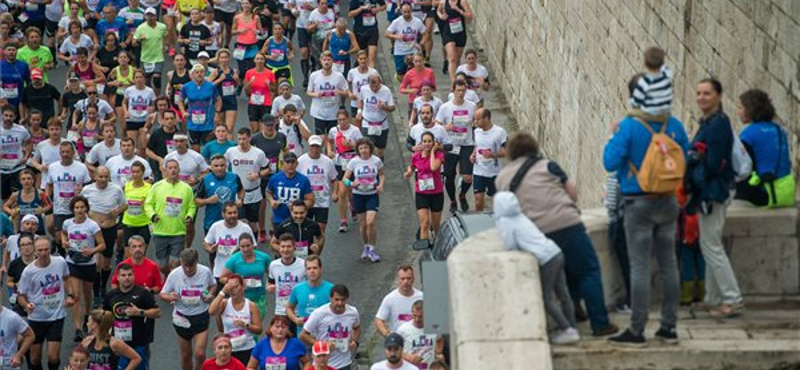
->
xmin=629 ymin=65 xmax=673 ymax=116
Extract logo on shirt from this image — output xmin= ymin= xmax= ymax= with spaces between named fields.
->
xmin=275 ymin=185 xmax=301 ymax=203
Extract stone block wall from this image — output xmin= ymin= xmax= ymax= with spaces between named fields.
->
xmin=470 ymin=0 xmax=800 ymax=208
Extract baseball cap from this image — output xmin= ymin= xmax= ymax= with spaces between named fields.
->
xmin=260 ymin=114 xmax=276 ymax=125
xmin=312 ymin=341 xmax=330 ymax=356
xmin=144 ymin=7 xmax=156 ymax=15
xmin=68 ymin=73 xmax=79 ymax=81
xmin=22 ymin=214 xmax=40 ymax=224
xmin=198 ymin=51 xmax=210 ymax=59
xmin=308 ymin=135 xmax=323 ymax=147
xmin=385 ymin=333 xmax=404 ymax=348
xmin=31 ymin=68 xmax=43 ymax=80
xmin=282 ymin=152 xmax=298 ymax=162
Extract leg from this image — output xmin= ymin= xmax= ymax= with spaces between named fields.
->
xmin=610 ymin=217 xmax=632 ymax=306
xmin=69 ymin=278 xmax=84 ymax=331
xmin=225 ymin=111 xmax=237 ymax=138
xmin=185 ymin=220 xmax=195 ymax=249
xmin=653 ymin=200 xmax=680 ymax=329
xmin=357 ymin=212 xmax=368 ymax=244
xmin=445 ymin=42 xmax=458 ymax=83
xmin=417 ymin=208 xmax=430 ymax=241
xmin=192 ymin=332 xmax=208 ymax=370
xmin=46 ymin=340 xmax=61 ymax=370
xmin=430 ymin=211 xmax=442 ymax=237
xmin=473 ymin=192 xmax=485 ymax=212
xmin=443 ymin=154 xmax=458 ymax=207
xmin=29 ymin=343 xmax=43 ymax=370
xmin=338 ymin=182 xmax=350 ymax=229
xmin=622 ymin=200 xmax=655 ymax=335
xmin=540 ymin=255 xmax=573 ymax=330
xmin=81 ymin=279 xmax=94 ymax=319
xmin=177 ymin=335 xmax=193 ymax=370
xmin=698 ymin=202 xmax=742 ymax=306
xmin=365 ymin=210 xmax=378 ymax=246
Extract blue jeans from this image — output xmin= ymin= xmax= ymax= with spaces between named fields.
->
xmin=546 ymin=223 xmax=611 ymax=332
xmin=118 ymin=345 xmax=149 ymax=370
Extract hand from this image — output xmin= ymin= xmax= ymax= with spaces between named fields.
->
xmin=81 ymin=248 xmax=94 ymax=257
xmin=138 ymin=34 xmax=147 ymax=40
xmin=25 ymin=302 xmax=35 ymax=314
xmin=376 ymin=184 xmax=384 ymax=194
xmin=11 ymin=354 xmax=23 ymax=368
xmin=124 ymin=303 xmax=141 ymax=317
xmin=185 ymin=216 xmax=193 ymax=225
xmin=152 ymin=215 xmax=161 ymax=223
xmin=404 ymin=169 xmax=412 ymax=179
xmin=266 ymin=284 xmax=276 ymax=294
xmin=235 ymin=198 xmax=243 ymax=208
xmin=293 ymin=316 xmax=304 ymax=326
xmin=469 ymin=153 xmax=476 ymax=164
xmin=270 ymin=199 xmax=281 ymax=209
xmin=348 ymin=339 xmax=358 ymax=352
xmin=207 ymin=194 xmax=220 ymax=204
xmin=64 ymin=296 xmax=76 ymax=307
xmin=408 ymin=354 xmax=423 ymax=364
xmin=331 ymin=193 xmax=339 ymax=203
xmin=247 ymin=172 xmax=259 ymax=181
xmin=310 ymin=244 xmax=320 ymax=254
xmin=168 ymin=292 xmax=179 ymax=304
xmin=233 ymin=319 xmax=247 ymax=328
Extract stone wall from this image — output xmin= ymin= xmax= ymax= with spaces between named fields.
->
xmin=469 ymin=0 xmax=800 ymax=208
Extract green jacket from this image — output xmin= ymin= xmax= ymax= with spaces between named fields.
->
xmin=145 ymin=179 xmax=197 ymax=236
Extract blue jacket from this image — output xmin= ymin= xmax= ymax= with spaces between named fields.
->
xmin=689 ymin=110 xmax=735 ymax=203
xmin=603 ymin=116 xmax=690 ymax=195
xmin=740 ymin=121 xmax=791 ymax=178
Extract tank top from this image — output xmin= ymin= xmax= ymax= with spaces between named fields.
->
xmin=17 ymin=188 xmax=45 ymax=230
xmin=170 ymin=69 xmax=191 ymax=106
xmin=87 ymin=337 xmax=116 ymax=370
xmin=236 ymin=15 xmax=258 ymax=45
xmin=217 ymin=67 xmax=238 ymax=100
xmin=329 ymin=30 xmax=351 ymax=62
xmin=30 ymin=132 xmax=46 ymax=146
xmin=75 ymin=63 xmax=96 ymax=82
xmin=115 ymin=66 xmax=134 ymax=95
xmin=265 ymin=36 xmax=289 ymax=69
xmin=81 ymin=120 xmax=100 ymax=149
xmin=444 ymin=0 xmax=465 ymax=35
xmin=222 ymin=298 xmax=256 ymax=352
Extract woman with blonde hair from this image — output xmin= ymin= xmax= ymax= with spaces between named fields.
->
xmin=81 ymin=309 xmax=142 ymax=370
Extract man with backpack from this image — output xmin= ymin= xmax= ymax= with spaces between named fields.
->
xmin=602 ymin=73 xmax=690 ymax=347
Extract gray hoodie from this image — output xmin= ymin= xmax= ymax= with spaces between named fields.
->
xmin=493 ymin=191 xmax=561 ymax=265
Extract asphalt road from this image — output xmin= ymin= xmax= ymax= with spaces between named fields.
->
xmin=28 ymin=3 xmax=419 ymax=368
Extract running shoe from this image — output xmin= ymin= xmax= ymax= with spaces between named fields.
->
xmin=339 ymin=221 xmax=349 ymax=233
xmin=258 ymin=230 xmax=267 ymax=243
xmin=367 ymin=246 xmax=381 ymax=262
xmin=361 ymin=246 xmax=370 ymax=259
xmin=459 ymin=195 xmax=470 ymax=212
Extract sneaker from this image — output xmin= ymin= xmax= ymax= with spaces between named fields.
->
xmin=338 ymin=221 xmax=349 ymax=233
xmin=303 ymin=79 xmax=309 ymax=88
xmin=607 ymin=329 xmax=646 ymax=348
xmin=449 ymin=202 xmax=458 ymax=214
xmin=367 ymin=246 xmax=381 ymax=262
xmin=615 ymin=303 xmax=633 ymax=315
xmin=591 ymin=323 xmax=619 ymax=337
xmin=360 ymin=246 xmax=370 ymax=260
xmin=458 ymin=195 xmax=469 ymax=212
xmin=442 ymin=59 xmax=448 ymax=75
xmin=74 ymin=330 xmax=84 ymax=343
xmin=258 ymin=230 xmax=267 ymax=243
xmin=550 ymin=328 xmax=580 ymax=345
xmin=654 ymin=326 xmax=679 ymax=345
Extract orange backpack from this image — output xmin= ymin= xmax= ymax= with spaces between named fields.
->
xmin=628 ymin=117 xmax=686 ymax=194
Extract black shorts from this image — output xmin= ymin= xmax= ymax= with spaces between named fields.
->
xmin=335 ymin=165 xmax=346 ymax=181
xmin=281 ymin=8 xmax=295 ymax=18
xmin=308 ymin=207 xmax=329 ymax=224
xmin=87 ymin=17 xmax=98 ymax=30
xmin=53 ymin=214 xmax=73 ymax=233
xmin=444 ymin=147 xmax=474 ymax=176
xmin=241 ymin=201 xmax=260 ymax=223
xmin=473 ymin=175 xmax=497 ymax=196
xmin=442 ymin=29 xmax=467 ymax=48
xmin=314 ymin=118 xmax=336 ymax=136
xmin=100 ymin=225 xmax=119 ymax=258
xmin=122 ymin=224 xmax=151 ymax=246
xmin=0 ymin=169 xmax=22 ymax=200
xmin=415 ymin=192 xmax=444 ymax=212
xmin=45 ymin=19 xmax=58 ymax=37
xmin=296 ymin=28 xmax=311 ymax=48
xmin=361 ymin=127 xmax=389 ymax=149
xmin=127 ymin=121 xmax=146 ymax=131
xmin=214 ymin=9 xmax=235 ymax=25
xmin=248 ymin=104 xmax=271 ymax=123
xmin=221 ymin=98 xmax=238 ymax=112
xmin=68 ymin=262 xmax=97 ymax=282
xmin=29 ymin=318 xmax=65 ymax=344
xmin=355 ymin=29 xmax=379 ymax=48
xmin=173 ymin=311 xmax=210 ymax=340
xmin=189 ymin=129 xmax=214 ymax=147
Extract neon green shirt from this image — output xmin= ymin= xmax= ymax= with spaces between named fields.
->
xmin=144 ymin=179 xmax=196 ymax=236
xmin=133 ymin=22 xmax=168 ymax=64
xmin=123 ymin=181 xmax=152 ymax=227
xmin=17 ymin=46 xmax=53 ymax=82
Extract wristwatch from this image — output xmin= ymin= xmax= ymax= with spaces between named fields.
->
xmin=138 ymin=309 xmax=145 ymax=317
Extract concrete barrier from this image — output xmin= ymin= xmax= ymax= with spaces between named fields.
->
xmin=447 ymin=229 xmax=553 ymax=370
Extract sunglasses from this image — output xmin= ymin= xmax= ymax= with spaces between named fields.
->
xmin=87 ymin=91 xmax=97 ymax=95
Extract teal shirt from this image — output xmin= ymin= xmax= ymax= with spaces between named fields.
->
xmin=224 ymin=250 xmax=272 ymax=301
xmin=201 ymin=140 xmax=237 ymax=162
xmin=288 ymin=280 xmax=334 ymax=332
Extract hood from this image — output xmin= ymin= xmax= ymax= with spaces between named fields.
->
xmin=493 ymin=191 xmax=522 ymax=218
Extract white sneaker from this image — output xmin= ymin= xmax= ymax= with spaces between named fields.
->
xmin=551 ymin=328 xmax=580 ymax=345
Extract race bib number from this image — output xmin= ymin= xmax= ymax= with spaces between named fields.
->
xmin=222 ymin=81 xmax=236 ymax=96
xmin=97 ymin=83 xmax=106 ymax=95
xmin=172 ymin=312 xmax=191 ymax=328
xmin=114 ymin=320 xmax=133 ymax=341
xmin=132 ymin=105 xmax=148 ymax=119
xmin=321 ymin=92 xmax=337 ymax=107
xmin=330 ymin=332 xmax=349 ymax=352
xmin=311 ymin=185 xmax=325 ymax=202
xmin=4 ymin=83 xmax=20 ymax=99
xmin=228 ymin=329 xmax=249 ymax=351
xmin=174 ymin=94 xmax=182 ymax=106
xmin=244 ymin=278 xmax=262 ymax=288
xmin=295 ymin=240 xmax=309 ymax=259
xmin=180 ymin=288 xmax=202 ymax=306
xmin=233 ymin=46 xmax=246 ymax=60
xmin=418 ymin=173 xmax=435 ymax=192
xmin=57 ymin=182 xmax=77 ymax=208
xmin=269 ymin=157 xmax=277 ymax=173
xmin=367 ymin=121 xmax=382 ymax=136
xmin=143 ymin=62 xmax=156 ymax=73
xmin=449 ymin=18 xmax=463 ymax=33
xmin=9 ymin=292 xmax=18 ymax=305
xmin=250 ymin=92 xmax=265 ymax=105
xmin=165 ymin=196 xmax=182 ymax=217
xmin=42 ymin=290 xmax=60 ymax=309
xmin=191 ymin=110 xmax=206 ymax=124
xmin=217 ymin=243 xmax=236 ymax=256
xmin=478 ymin=148 xmax=494 ymax=165
xmin=271 ymin=49 xmax=285 ymax=62
xmin=332 ymin=60 xmax=345 ymax=74
xmin=18 ymin=12 xmax=29 ymax=23
xmin=362 ymin=12 xmax=375 ymax=26
xmin=339 ymin=151 xmax=356 ymax=168
xmin=264 ymin=357 xmax=287 ymax=370
xmin=126 ymin=199 xmax=143 ymax=216
xmin=357 ymin=177 xmax=376 ymax=192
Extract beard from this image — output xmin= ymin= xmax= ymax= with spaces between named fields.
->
xmin=387 ymin=355 xmax=401 ymax=365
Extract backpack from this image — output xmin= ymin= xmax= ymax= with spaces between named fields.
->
xmin=731 ymin=131 xmax=753 ymax=182
xmin=627 ymin=117 xmax=686 ymax=194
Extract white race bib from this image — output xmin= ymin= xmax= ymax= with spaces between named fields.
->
xmin=222 ymin=81 xmax=235 ymax=96
xmin=250 ymin=92 xmax=265 ymax=105
xmin=418 ymin=173 xmax=435 ymax=191
xmin=143 ymin=62 xmax=156 ymax=73
xmin=165 ymin=196 xmax=182 ymax=217
xmin=126 ymin=199 xmax=143 ymax=216
xmin=172 ymin=312 xmax=191 ymax=328
xmin=191 ymin=110 xmax=206 ymax=124
xmin=244 ymin=278 xmax=262 ymax=288
xmin=233 ymin=46 xmax=246 ymax=60
xmin=114 ymin=320 xmax=133 ymax=341
xmin=449 ymin=18 xmax=463 ymax=33
xmin=43 ymin=291 xmax=60 ymax=309
xmin=180 ymin=288 xmax=202 ymax=306
xmin=362 ymin=12 xmax=375 ymax=26
xmin=332 ymin=60 xmax=345 ymax=74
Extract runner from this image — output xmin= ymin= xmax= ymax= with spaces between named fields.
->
xmin=299 ymin=284 xmax=361 ymax=370
xmin=374 ymin=265 xmax=423 ymax=336
xmin=16 ymin=237 xmax=75 ymax=370
xmin=307 ymin=51 xmax=348 ymax=139
xmin=263 ymin=23 xmax=294 ymax=85
xmin=396 ymin=300 xmax=445 ymax=370
xmin=346 ymin=51 xmax=378 ymax=117
xmin=105 ymin=137 xmax=153 ymax=188
xmin=123 ymin=70 xmax=156 ymax=155
xmin=278 ymin=104 xmax=311 ymax=157
xmin=407 ymin=104 xmax=447 ymax=152
xmin=289 ymin=0 xmax=317 ymax=87
xmin=207 ymin=276 xmax=262 ymax=366
xmin=470 ymin=107 xmax=506 ymax=212
xmin=61 ymin=196 xmax=106 ymax=343
xmin=0 ymin=44 xmax=31 ymax=111
xmin=132 ymin=8 xmax=167 ymax=90
xmin=225 ymin=127 xmax=270 ymax=235
xmin=203 ymin=202 xmax=254 ymax=280
xmin=196 ymin=156 xmax=244 ymax=257
xmin=163 ymin=134 xmax=209 ymax=187
xmin=0 ymin=113 xmax=32 ymax=200
xmin=369 ymin=334 xmax=418 ymax=370
xmin=179 ymin=64 xmax=221 ymax=151
xmin=297 ymin=135 xmax=337 ymax=240
xmin=80 ymin=309 xmax=143 ymax=370
xmin=144 ymin=158 xmax=197 ymax=274
xmin=72 ymin=86 xmax=117 ymax=131
xmin=435 ymin=80 xmax=475 ymax=213
xmin=348 ymin=0 xmax=385 ymax=68
xmin=160 ymin=249 xmax=216 ymax=370
xmin=79 ymin=167 xmax=126 ymax=306
xmin=201 ymin=335 xmax=247 ymax=370
xmin=343 ymin=138 xmax=385 ymax=262
xmin=404 ymin=131 xmax=444 ymax=241
xmin=266 ymin=152 xmax=314 ymax=231
xmin=105 ymin=262 xmax=161 ymax=370
xmin=386 ymin=3 xmax=426 ymax=81
xmin=286 ymin=255 xmax=333 ymax=335
xmin=326 ymin=110 xmax=361 ymax=233
xmin=400 ymin=54 xmax=436 ymax=117
xmin=0 ymin=279 xmax=35 ymax=370
xmin=220 ymin=234 xmax=272 ymax=318
xmin=249 ymin=114 xmax=288 ymax=243
xmin=145 ymin=109 xmax=179 ymax=182
xmin=110 ymin=236 xmax=162 ymax=292
xmin=436 ymin=0 xmax=472 ymax=83
xmin=86 ymin=123 xmax=122 ymax=173
xmin=232 ymin=0 xmax=262 ymax=96
xmin=201 ymin=124 xmax=237 ymax=162
xmin=244 ymin=53 xmax=277 ymax=134
xmin=166 ymin=54 xmax=191 ymax=116
xmin=108 ymin=50 xmax=135 ymax=122
xmin=2 ymin=171 xmax=48 ymax=236
xmin=72 ymin=104 xmax=101 ymax=159
xmin=31 ymin=119 xmax=68 ymax=187
xmin=356 ymin=73 xmax=395 ymax=159
xmin=307 ymin=1 xmax=335 ymax=67
xmin=455 ymin=49 xmax=489 ymax=92
xmin=211 ymin=0 xmax=237 ymax=48
xmin=267 ymin=234 xmax=307 ymax=333
xmin=271 ymin=81 xmax=306 ymax=120
xmin=211 ymin=49 xmax=239 ymax=137
xmin=202 ymin=8 xmax=222 ymax=57
xmin=305 ymin=342 xmax=334 ymax=370
xmin=95 ymin=6 xmax=130 ymax=51
xmin=178 ymin=8 xmax=212 ymax=64
xmin=248 ymin=316 xmax=309 ymax=370
xmin=57 ymin=23 xmax=94 ymax=65
xmin=44 ymin=141 xmax=92 ymax=250
xmin=4 ymin=232 xmax=36 ymax=319
xmin=271 ymin=201 xmax=323 ymax=258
